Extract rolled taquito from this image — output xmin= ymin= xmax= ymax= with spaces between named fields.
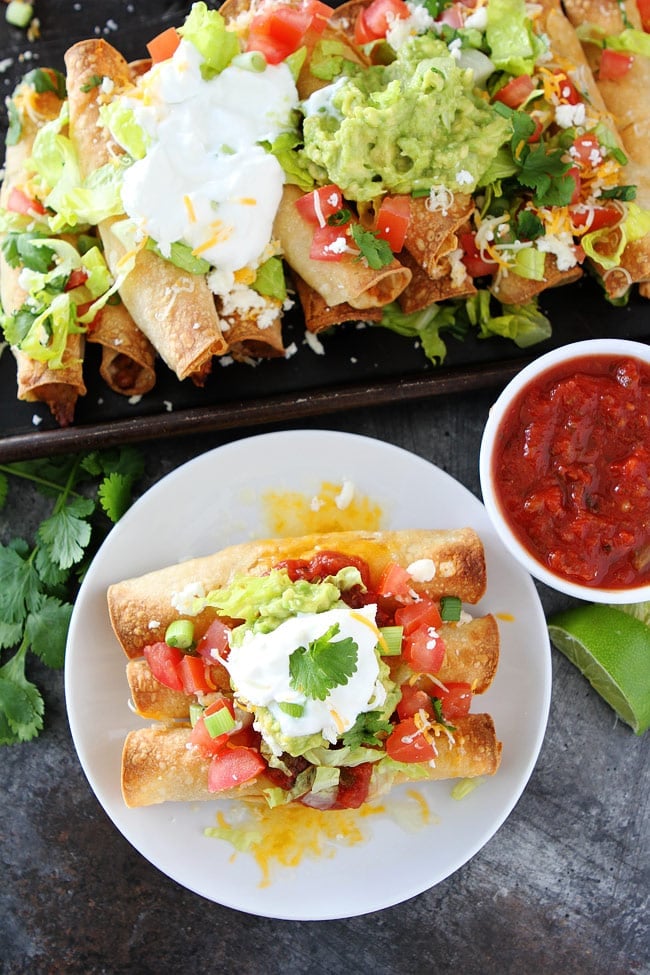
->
xmin=561 ymin=0 xmax=650 ymax=297
xmin=64 ymin=39 xmax=228 ymax=383
xmin=126 ymin=612 xmax=500 ymax=721
xmin=86 ymin=298 xmax=157 ymax=396
xmin=121 ymin=713 xmax=502 ymax=808
xmin=0 ymin=72 xmax=86 ymax=424
xmin=274 ymin=185 xmax=412 ymax=311
xmin=108 ymin=528 xmax=488 ymax=659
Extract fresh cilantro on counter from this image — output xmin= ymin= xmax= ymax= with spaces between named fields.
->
xmin=0 ymin=447 xmax=143 ymax=745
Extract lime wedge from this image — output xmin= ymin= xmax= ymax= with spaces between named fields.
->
xmin=548 ymin=605 xmax=650 ymax=735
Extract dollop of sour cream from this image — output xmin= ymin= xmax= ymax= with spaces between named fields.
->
xmin=115 ymin=38 xmax=299 ymax=274
xmin=224 ymin=605 xmax=387 ymax=749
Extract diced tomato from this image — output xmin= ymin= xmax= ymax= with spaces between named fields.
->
xmin=376 ymin=561 xmax=413 ymax=597
xmin=459 ymin=231 xmax=498 ymax=278
xmin=527 ymin=115 xmax=543 ymax=143
xmin=146 ymin=27 xmax=181 ymax=63
xmin=303 ymin=0 xmax=334 ymax=33
xmin=402 ymin=622 xmax=446 ymax=673
xmin=309 ymin=223 xmax=352 ymax=261
xmin=570 ymin=205 xmax=621 ymax=233
xmin=638 ymin=0 xmax=650 ymax=31
xmin=143 ymin=642 xmax=184 ymax=692
xmin=179 ymin=654 xmax=213 ymax=695
xmin=435 ymin=681 xmax=472 ymax=719
xmin=195 ymin=618 xmax=231 ymax=661
xmin=493 ymin=74 xmax=535 ymax=108
xmin=310 ymin=551 xmax=372 ymax=588
xmin=190 ymin=698 xmax=237 ymax=755
xmin=553 ymin=70 xmax=581 ymax=105
xmin=7 ymin=187 xmax=47 ymax=216
xmin=571 ymin=134 xmax=604 ymax=169
xmin=375 ymin=195 xmax=410 ymax=253
xmin=437 ymin=5 xmax=464 ymax=28
xmin=246 ymin=1 xmax=332 ymax=62
xmin=354 ymin=0 xmax=410 ymax=43
xmin=262 ymin=5 xmax=312 ymax=47
xmin=295 ymin=184 xmax=345 ymax=225
xmin=385 ymin=716 xmax=437 ymax=763
xmin=567 ymin=166 xmax=582 ymax=205
xmin=207 ymin=747 xmax=266 ymax=792
xmin=333 ymin=763 xmax=374 ymax=809
xmin=394 ymin=596 xmax=442 ymax=636
xmin=598 ymin=48 xmax=634 ymax=81
xmin=65 ymin=268 xmax=89 ymax=291
xmin=396 ymin=682 xmax=435 ymax=721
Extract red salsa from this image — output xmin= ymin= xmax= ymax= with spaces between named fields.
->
xmin=492 ymin=354 xmax=650 ymax=589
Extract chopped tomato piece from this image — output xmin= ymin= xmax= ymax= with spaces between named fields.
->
xmin=262 ymin=5 xmax=312 ymax=48
xmin=396 ymin=682 xmax=435 ymax=721
xmin=179 ymin=654 xmax=213 ymax=695
xmin=7 ymin=187 xmax=46 ymax=216
xmin=553 ymin=70 xmax=581 ymax=105
xmin=571 ymin=134 xmax=604 ymax=169
xmin=567 ymin=166 xmax=582 ymax=205
xmin=246 ymin=21 xmax=295 ymax=63
xmin=459 ymin=232 xmax=498 ymax=278
xmin=375 ymin=195 xmax=410 ymax=252
xmin=190 ymin=698 xmax=236 ymax=755
xmin=303 ymin=0 xmax=334 ymax=32
xmin=207 ymin=747 xmax=266 ymax=792
xmin=637 ymin=0 xmax=650 ymax=31
xmin=333 ymin=763 xmax=374 ymax=809
xmin=295 ymin=184 xmax=345 ymax=225
xmin=376 ymin=561 xmax=413 ymax=597
xmin=385 ymin=716 xmax=437 ymax=763
xmin=437 ymin=5 xmax=464 ymax=28
xmin=395 ymin=596 xmax=442 ymax=635
xmin=309 ymin=223 xmax=352 ymax=261
xmin=435 ymin=681 xmax=472 ymax=720
xmin=195 ymin=618 xmax=231 ymax=661
xmin=143 ymin=642 xmax=184 ymax=692
xmin=146 ymin=27 xmax=181 ymax=63
xmin=403 ymin=622 xmax=446 ymax=673
xmin=570 ymin=205 xmax=621 ymax=233
xmin=598 ymin=48 xmax=634 ymax=81
xmin=493 ymin=74 xmax=535 ymax=108
xmin=354 ymin=0 xmax=410 ymax=43
xmin=65 ymin=268 xmax=89 ymax=291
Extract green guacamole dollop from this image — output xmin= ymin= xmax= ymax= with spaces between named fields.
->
xmin=301 ymin=34 xmax=511 ymax=202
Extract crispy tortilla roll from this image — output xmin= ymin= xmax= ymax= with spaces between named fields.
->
xmin=108 ymin=528 xmax=488 ymax=659
xmin=126 ymin=613 xmax=500 ymax=721
xmin=492 ymin=255 xmax=583 ymax=303
xmin=64 ymin=39 xmax=228 ymax=382
xmin=87 ymin=299 xmax=156 ymax=396
xmin=291 ymin=271 xmax=384 ymax=333
xmin=0 ymin=76 xmax=87 ymax=424
xmin=121 ymin=713 xmax=501 ymax=808
xmin=561 ymin=0 xmax=650 ymax=295
xmin=397 ymin=249 xmax=476 ymax=313
xmin=274 ymin=185 xmax=412 ymax=311
xmin=402 ymin=195 xmax=475 ymax=280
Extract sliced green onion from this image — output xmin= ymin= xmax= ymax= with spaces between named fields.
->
xmin=204 ymin=706 xmax=236 ymax=738
xmin=378 ymin=625 xmax=404 ymax=656
xmin=164 ymin=619 xmax=195 ymax=649
xmin=232 ymin=51 xmax=267 ymax=72
xmin=6 ymin=1 xmax=34 ymax=28
xmin=440 ymin=596 xmax=462 ymax=622
xmin=278 ymin=701 xmax=305 ymax=718
xmin=189 ymin=703 xmax=203 ymax=728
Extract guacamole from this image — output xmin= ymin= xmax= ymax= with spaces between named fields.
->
xmin=301 ymin=33 xmax=511 ymax=202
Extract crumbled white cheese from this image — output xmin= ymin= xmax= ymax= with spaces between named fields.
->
xmin=170 ymin=581 xmax=206 ymax=615
xmin=407 ymin=558 xmax=437 ymax=582
xmin=537 ymin=231 xmax=578 ymax=271
xmin=555 ymin=102 xmax=586 ymax=129
xmin=304 ymin=331 xmax=325 ymax=355
xmin=147 ymin=619 xmax=161 ymax=629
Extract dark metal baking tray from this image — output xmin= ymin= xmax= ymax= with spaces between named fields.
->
xmin=1 ymin=2 xmax=648 ymax=461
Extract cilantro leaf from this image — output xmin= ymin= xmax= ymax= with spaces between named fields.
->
xmin=37 ymin=496 xmax=95 ymax=570
xmin=341 ymin=711 xmax=393 ymax=748
xmin=25 ymin=596 xmax=72 ymax=669
xmin=98 ymin=472 xmax=136 ymax=523
xmin=289 ymin=622 xmax=358 ymax=701
xmin=0 ymin=646 xmax=45 ymax=744
xmin=350 ymin=225 xmax=394 ymax=270
xmin=0 ymin=544 xmax=42 ymax=626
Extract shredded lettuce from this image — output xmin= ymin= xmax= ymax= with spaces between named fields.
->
xmin=99 ymin=100 xmax=149 ymax=160
xmin=576 ymin=24 xmax=650 ymax=58
xmin=467 ymin=290 xmax=552 ymax=348
xmin=583 ymin=203 xmax=650 ymax=271
xmin=252 ymin=256 xmax=287 ymax=302
xmin=177 ymin=1 xmax=240 ymax=78
xmin=377 ymin=301 xmax=463 ymax=365
xmin=485 ymin=0 xmax=546 ymax=75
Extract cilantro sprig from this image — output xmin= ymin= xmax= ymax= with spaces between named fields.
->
xmin=289 ymin=622 xmax=358 ymax=701
xmin=0 ymin=447 xmax=143 ymax=744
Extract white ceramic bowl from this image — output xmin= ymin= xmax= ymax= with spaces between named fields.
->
xmin=479 ymin=338 xmax=650 ymax=603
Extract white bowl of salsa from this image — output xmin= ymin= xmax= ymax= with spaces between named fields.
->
xmin=479 ymin=338 xmax=650 ymax=603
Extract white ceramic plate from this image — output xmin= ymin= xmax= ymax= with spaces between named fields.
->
xmin=65 ymin=430 xmax=551 ymax=920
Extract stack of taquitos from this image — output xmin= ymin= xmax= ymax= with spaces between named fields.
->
xmin=107 ymin=528 xmax=502 ymax=810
